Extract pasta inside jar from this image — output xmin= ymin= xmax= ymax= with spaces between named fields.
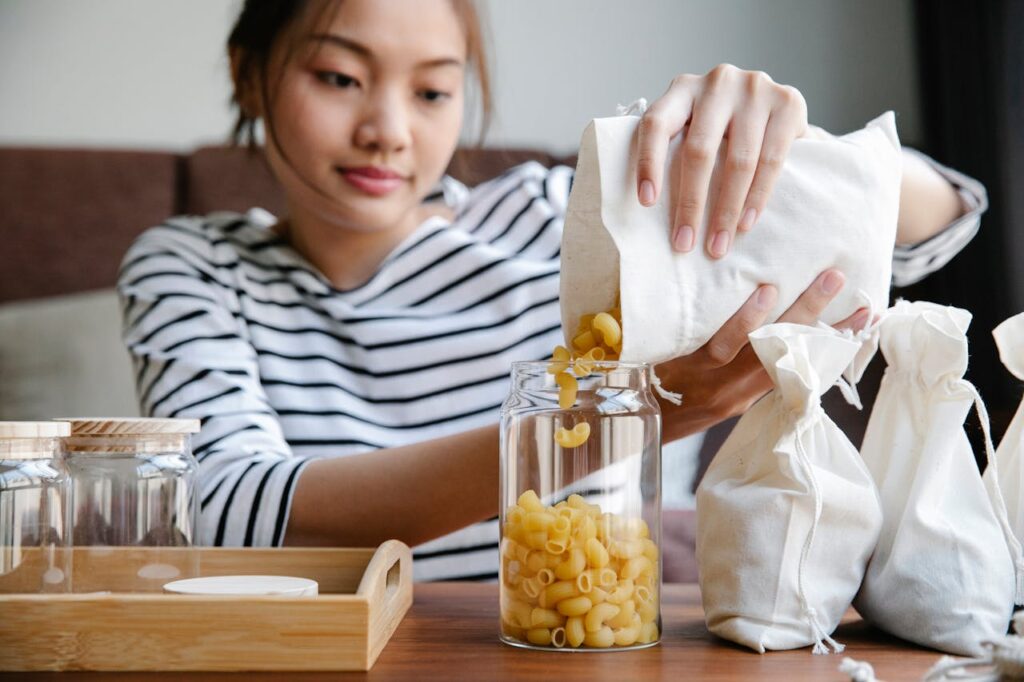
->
xmin=500 ymin=491 xmax=660 ymax=650
xmin=500 ymin=309 xmax=661 ymax=651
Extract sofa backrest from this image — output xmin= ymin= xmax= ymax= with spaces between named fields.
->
xmin=0 ymin=145 xmax=576 ymax=304
xmin=181 ymin=146 xmax=578 ymax=216
xmin=182 ymin=146 xmax=286 ymax=217
xmin=0 ymin=148 xmax=178 ymax=303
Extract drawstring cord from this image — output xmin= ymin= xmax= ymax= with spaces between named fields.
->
xmin=833 ymin=290 xmax=883 ymax=411
xmin=923 ymin=636 xmax=1024 ymax=681
xmin=650 ymin=366 xmax=683 ymax=406
xmin=616 ymin=98 xmax=649 ymax=116
xmin=839 ymin=657 xmax=882 ymax=682
xmin=961 ymin=379 xmax=1024 ymax=604
xmin=793 ymin=410 xmax=846 ymax=655
xmin=833 ymin=375 xmax=863 ymax=411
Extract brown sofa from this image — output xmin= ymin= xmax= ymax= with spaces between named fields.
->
xmin=0 ymin=144 xmax=704 ymax=581
xmin=0 ymin=145 xmax=581 ymax=305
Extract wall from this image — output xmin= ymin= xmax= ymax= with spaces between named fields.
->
xmin=0 ymin=0 xmax=922 ymax=153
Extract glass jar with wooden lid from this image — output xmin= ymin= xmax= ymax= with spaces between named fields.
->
xmin=0 ymin=421 xmax=72 ymax=593
xmin=58 ymin=417 xmax=200 ymax=592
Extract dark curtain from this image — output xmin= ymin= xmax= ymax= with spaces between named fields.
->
xmin=908 ymin=0 xmax=1024 ymax=437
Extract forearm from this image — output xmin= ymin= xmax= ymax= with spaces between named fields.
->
xmin=896 ymin=148 xmax=965 ymax=246
xmin=284 ymin=424 xmax=499 ymax=548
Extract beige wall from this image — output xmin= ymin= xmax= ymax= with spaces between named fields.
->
xmin=0 ymin=0 xmax=921 ymax=152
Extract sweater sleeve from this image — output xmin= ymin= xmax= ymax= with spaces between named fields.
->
xmin=890 ymin=149 xmax=988 ymax=287
xmin=117 ymin=219 xmax=311 ymax=547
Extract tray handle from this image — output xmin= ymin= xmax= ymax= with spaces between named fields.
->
xmin=356 ymin=539 xmax=413 ymax=667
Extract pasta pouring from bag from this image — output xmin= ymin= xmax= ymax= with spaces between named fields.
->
xmin=550 ymin=307 xmax=624 ymax=449
xmin=560 ymin=108 xmax=901 ymax=365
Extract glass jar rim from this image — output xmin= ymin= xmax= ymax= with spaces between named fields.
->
xmin=510 ymin=360 xmax=651 ymax=372
xmin=63 ymin=433 xmax=190 ymax=455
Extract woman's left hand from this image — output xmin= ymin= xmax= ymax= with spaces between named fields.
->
xmin=635 ymin=64 xmax=808 ymax=259
xmin=654 ymin=269 xmax=868 ymax=442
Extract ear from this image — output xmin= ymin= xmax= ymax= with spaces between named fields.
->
xmin=229 ymin=46 xmax=263 ymax=119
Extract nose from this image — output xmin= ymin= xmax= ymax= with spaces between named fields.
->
xmin=354 ymin=88 xmax=411 ymax=155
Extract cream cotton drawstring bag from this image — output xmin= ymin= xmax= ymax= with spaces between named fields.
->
xmin=854 ymin=300 xmax=1023 ymax=657
xmin=985 ymin=312 xmax=1024 ymax=546
xmin=560 ymin=107 xmax=901 ymax=366
xmin=696 ymin=323 xmax=883 ymax=654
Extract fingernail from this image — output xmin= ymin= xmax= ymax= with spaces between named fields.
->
xmin=640 ymin=179 xmax=655 ymax=206
xmin=755 ymin=285 xmax=777 ymax=309
xmin=710 ymin=230 xmax=731 ymax=258
xmin=739 ymin=207 xmax=757 ymax=232
xmin=674 ymin=225 xmax=695 ymax=252
xmin=820 ymin=271 xmax=844 ymax=295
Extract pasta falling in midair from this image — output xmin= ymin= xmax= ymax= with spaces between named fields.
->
xmin=551 ymin=307 xmax=623 ymax=449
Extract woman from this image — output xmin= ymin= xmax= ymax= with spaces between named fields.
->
xmin=118 ymin=0 xmax=984 ymax=580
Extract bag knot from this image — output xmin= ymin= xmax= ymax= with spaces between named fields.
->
xmin=839 ymin=657 xmax=881 ymax=682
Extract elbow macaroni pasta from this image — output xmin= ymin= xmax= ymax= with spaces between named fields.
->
xmin=501 ymin=489 xmax=659 ymax=649
xmin=550 ymin=306 xmax=625 ymax=450
xmin=592 ymin=312 xmax=622 ymax=348
xmin=554 ymin=423 xmax=590 ymax=448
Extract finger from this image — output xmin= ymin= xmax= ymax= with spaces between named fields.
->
xmin=776 ymin=269 xmax=845 ymax=326
xmin=706 ymin=106 xmax=769 ymax=255
xmin=832 ymin=307 xmax=871 ymax=333
xmin=672 ymin=91 xmax=732 ymax=254
xmin=636 ymin=90 xmax=694 ymax=207
xmin=734 ymin=271 xmax=850 ymax=406
xmin=700 ymin=284 xmax=778 ymax=367
xmin=741 ymin=88 xmax=807 ymax=232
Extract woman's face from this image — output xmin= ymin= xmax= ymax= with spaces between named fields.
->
xmin=262 ymin=0 xmax=467 ymax=234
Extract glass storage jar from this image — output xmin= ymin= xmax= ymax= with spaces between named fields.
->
xmin=0 ymin=421 xmax=71 ymax=593
xmin=59 ymin=418 xmax=200 ymax=592
xmin=499 ymin=361 xmax=662 ymax=651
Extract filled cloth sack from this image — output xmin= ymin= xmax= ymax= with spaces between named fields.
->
xmin=986 ymin=312 xmax=1024 ymax=546
xmin=855 ymin=300 xmax=1023 ymax=657
xmin=560 ymin=109 xmax=900 ymax=365
xmin=697 ymin=323 xmax=882 ymax=654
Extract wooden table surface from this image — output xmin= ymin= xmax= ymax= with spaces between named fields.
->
xmin=3 ymin=583 xmax=949 ymax=681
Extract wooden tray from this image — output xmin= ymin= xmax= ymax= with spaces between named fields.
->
xmin=0 ymin=540 xmax=413 ymax=672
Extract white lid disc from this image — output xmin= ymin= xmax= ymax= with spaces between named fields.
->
xmin=162 ymin=575 xmax=318 ymax=597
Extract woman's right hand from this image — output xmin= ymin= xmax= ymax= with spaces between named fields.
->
xmin=655 ymin=269 xmax=870 ymax=441
xmin=636 ymin=64 xmax=809 ymax=258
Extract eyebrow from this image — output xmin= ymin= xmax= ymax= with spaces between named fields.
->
xmin=308 ymin=33 xmax=464 ymax=69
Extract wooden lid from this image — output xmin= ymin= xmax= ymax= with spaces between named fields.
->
xmin=56 ymin=418 xmax=201 ymax=436
xmin=0 ymin=421 xmax=71 ymax=438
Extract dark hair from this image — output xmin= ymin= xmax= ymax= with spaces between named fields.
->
xmin=227 ymin=0 xmax=493 ymax=149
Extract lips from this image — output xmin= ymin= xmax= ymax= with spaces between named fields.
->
xmin=337 ymin=166 xmax=409 ymax=197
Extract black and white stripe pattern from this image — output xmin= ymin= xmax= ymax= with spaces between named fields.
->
xmin=117 ymin=154 xmax=979 ymax=581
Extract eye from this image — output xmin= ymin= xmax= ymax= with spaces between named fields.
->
xmin=418 ymin=89 xmax=451 ymax=104
xmin=316 ymin=71 xmax=359 ymax=89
